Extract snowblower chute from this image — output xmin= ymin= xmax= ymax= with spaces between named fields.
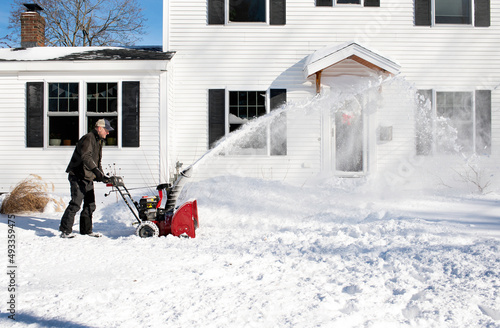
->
xmin=105 ymin=173 xmax=198 ymax=238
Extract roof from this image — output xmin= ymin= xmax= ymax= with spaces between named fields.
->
xmin=303 ymin=41 xmax=400 ymax=78
xmin=0 ymin=46 xmax=174 ymax=62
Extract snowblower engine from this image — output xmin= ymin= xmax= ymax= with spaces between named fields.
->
xmin=105 ymin=175 xmax=198 ymax=238
xmin=139 ymin=196 xmax=161 ymax=221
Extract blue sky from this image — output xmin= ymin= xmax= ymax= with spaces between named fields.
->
xmin=0 ymin=0 xmax=163 ymax=46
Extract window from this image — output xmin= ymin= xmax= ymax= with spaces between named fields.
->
xmin=415 ymin=0 xmax=490 ymax=27
xmin=229 ymin=0 xmax=266 ymax=22
xmin=208 ymin=0 xmax=286 ymax=25
xmin=416 ymin=89 xmax=491 ymax=155
xmin=435 ymin=0 xmax=471 ymax=24
xmin=336 ymin=0 xmax=361 ymax=4
xmin=436 ymin=92 xmax=473 ymax=152
xmin=48 ymin=83 xmax=79 ymax=146
xmin=229 ymin=91 xmax=267 ymax=153
xmin=86 ymin=83 xmax=118 ymax=145
xmin=26 ymin=81 xmax=140 ymax=148
xmin=229 ymin=91 xmax=266 ymax=131
xmin=316 ymin=0 xmax=379 ymax=6
xmin=208 ymin=88 xmax=287 ymax=155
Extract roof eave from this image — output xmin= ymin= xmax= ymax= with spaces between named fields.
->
xmin=0 ymin=59 xmax=170 ymax=73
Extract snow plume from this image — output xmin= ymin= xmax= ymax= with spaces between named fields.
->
xmin=190 ymin=75 xmax=390 ymax=179
xmin=186 ymin=75 xmax=497 ymax=196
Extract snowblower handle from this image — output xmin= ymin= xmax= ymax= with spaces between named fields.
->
xmin=105 ymin=175 xmax=141 ymax=224
xmin=106 ymin=176 xmax=125 ymax=188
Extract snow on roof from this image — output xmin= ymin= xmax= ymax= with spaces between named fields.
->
xmin=0 ymin=46 xmax=174 ymax=61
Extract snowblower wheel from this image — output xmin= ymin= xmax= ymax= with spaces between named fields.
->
xmin=135 ymin=221 xmax=160 ymax=238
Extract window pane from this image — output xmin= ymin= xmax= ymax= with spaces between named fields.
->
xmin=435 ymin=0 xmax=471 ymax=24
xmin=49 ymin=116 xmax=79 ymax=146
xmin=248 ymin=92 xmax=257 ymax=105
xmin=69 ymin=83 xmax=78 ymax=97
xmin=229 ymin=0 xmax=266 ymax=22
xmin=48 ymin=83 xmax=79 ymax=112
xmin=436 ymin=92 xmax=473 ymax=153
xmin=248 ymin=106 xmax=256 ymax=118
xmin=337 ymin=0 xmax=361 ymax=4
xmin=87 ymin=83 xmax=118 ymax=113
xmin=49 ymin=99 xmax=58 ymax=112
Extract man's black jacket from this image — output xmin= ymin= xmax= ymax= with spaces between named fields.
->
xmin=65 ymin=129 xmax=103 ymax=181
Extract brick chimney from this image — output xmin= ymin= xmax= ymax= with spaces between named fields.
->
xmin=20 ymin=4 xmax=45 ymax=48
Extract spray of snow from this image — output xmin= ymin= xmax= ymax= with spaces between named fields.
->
xmin=183 ymin=75 xmax=498 ymax=198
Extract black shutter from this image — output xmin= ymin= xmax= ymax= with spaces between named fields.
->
xmin=26 ymin=82 xmax=44 ymax=148
xmin=415 ymin=0 xmax=431 ymax=26
xmin=415 ymin=89 xmax=432 ymax=156
xmin=475 ymin=0 xmax=490 ymax=27
xmin=208 ymin=0 xmax=224 ymax=25
xmin=316 ymin=0 xmax=332 ymax=6
xmin=209 ymin=89 xmax=225 ymax=148
xmin=475 ymin=90 xmax=491 ymax=155
xmin=364 ymin=0 xmax=380 ymax=7
xmin=270 ymin=89 xmax=287 ymax=156
xmin=122 ymin=81 xmax=140 ymax=147
xmin=270 ymin=0 xmax=286 ymax=25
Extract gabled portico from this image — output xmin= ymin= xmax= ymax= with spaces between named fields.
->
xmin=303 ymin=41 xmax=401 ymax=93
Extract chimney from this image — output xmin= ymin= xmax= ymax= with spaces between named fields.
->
xmin=20 ymin=3 xmax=45 ymax=48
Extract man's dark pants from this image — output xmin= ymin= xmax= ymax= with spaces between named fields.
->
xmin=59 ymin=174 xmax=96 ymax=234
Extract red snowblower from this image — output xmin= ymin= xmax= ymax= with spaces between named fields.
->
xmin=105 ymin=170 xmax=198 ymax=238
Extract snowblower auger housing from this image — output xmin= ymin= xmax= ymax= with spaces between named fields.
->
xmin=105 ymin=175 xmax=198 ymax=238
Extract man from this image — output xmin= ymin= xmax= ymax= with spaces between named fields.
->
xmin=59 ymin=119 xmax=113 ymax=238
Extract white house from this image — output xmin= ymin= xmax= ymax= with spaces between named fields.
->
xmin=163 ymin=0 xmax=497 ymax=186
xmin=0 ymin=0 xmax=497 ymax=192
xmin=0 ymin=45 xmax=175 ymax=192
xmin=0 ymin=5 xmax=176 ymax=192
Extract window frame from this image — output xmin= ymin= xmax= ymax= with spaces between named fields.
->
xmin=44 ymin=80 xmax=122 ymax=148
xmin=47 ymin=82 xmax=80 ymax=147
xmin=335 ymin=0 xmax=363 ymax=6
xmin=433 ymin=0 xmax=473 ymax=26
xmin=435 ymin=90 xmax=474 ymax=153
xmin=208 ymin=0 xmax=286 ymax=26
xmin=86 ymin=82 xmax=119 ymax=146
xmin=416 ymin=89 xmax=491 ymax=156
xmin=316 ymin=0 xmax=369 ymax=7
xmin=224 ymin=88 xmax=271 ymax=155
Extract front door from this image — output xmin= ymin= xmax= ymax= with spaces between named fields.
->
xmin=333 ymin=96 xmax=364 ymax=174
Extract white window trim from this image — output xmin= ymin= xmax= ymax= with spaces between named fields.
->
xmin=431 ymin=89 xmax=476 ymax=154
xmin=224 ymin=88 xmax=273 ymax=156
xmin=44 ymin=79 xmax=122 ymax=149
xmin=226 ymin=0 xmax=270 ymax=25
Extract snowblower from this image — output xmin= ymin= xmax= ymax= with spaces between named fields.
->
xmin=105 ymin=169 xmax=198 ymax=238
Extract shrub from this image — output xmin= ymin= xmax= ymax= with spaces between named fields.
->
xmin=0 ymin=175 xmax=58 ymax=214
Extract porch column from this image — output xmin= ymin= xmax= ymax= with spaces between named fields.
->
xmin=315 ymin=71 xmax=322 ymax=94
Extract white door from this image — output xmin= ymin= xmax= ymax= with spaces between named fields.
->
xmin=332 ymin=95 xmax=365 ymax=174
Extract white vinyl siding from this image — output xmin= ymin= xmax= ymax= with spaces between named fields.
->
xmin=165 ymin=0 xmax=499 ymax=184
xmin=0 ymin=72 xmax=163 ymax=192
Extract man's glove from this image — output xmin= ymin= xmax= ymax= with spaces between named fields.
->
xmin=92 ymin=168 xmax=104 ymax=182
xmin=102 ymin=175 xmax=111 ymax=184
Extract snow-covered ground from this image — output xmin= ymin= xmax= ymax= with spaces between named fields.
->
xmin=0 ymin=174 xmax=499 ymax=328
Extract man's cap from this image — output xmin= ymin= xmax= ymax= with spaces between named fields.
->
xmin=95 ymin=119 xmax=114 ymax=131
